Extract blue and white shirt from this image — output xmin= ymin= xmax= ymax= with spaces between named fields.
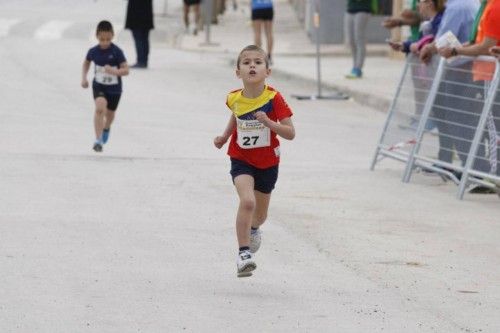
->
xmin=436 ymin=0 xmax=479 ymax=43
xmin=251 ymin=0 xmax=273 ymax=10
xmin=86 ymin=43 xmax=126 ymax=94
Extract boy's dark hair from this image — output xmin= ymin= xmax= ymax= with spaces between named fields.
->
xmin=237 ymin=45 xmax=269 ymax=69
xmin=96 ymin=20 xmax=114 ymax=34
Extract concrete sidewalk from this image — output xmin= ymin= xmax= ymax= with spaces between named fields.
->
xmin=172 ymin=0 xmax=402 ymax=112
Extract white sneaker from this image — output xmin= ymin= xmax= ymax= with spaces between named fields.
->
xmin=237 ymin=250 xmax=256 ymax=277
xmin=249 ymin=228 xmax=262 ymax=253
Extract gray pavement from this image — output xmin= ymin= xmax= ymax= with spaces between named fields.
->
xmin=1 ymin=1 xmax=499 ymax=332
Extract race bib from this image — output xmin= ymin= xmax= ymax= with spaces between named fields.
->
xmin=236 ymin=118 xmax=270 ymax=149
xmin=95 ymin=65 xmax=118 ymax=85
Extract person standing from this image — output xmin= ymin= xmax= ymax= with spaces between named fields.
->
xmin=183 ymin=0 xmax=201 ymax=35
xmin=125 ymin=0 xmax=154 ymax=69
xmin=251 ymin=0 xmax=274 ymax=64
xmin=345 ymin=0 xmax=375 ymax=78
xmin=438 ymin=0 xmax=500 ymax=190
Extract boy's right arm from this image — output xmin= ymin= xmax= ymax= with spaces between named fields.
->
xmin=214 ymin=114 xmax=236 ymax=149
xmin=81 ymin=60 xmax=90 ymax=88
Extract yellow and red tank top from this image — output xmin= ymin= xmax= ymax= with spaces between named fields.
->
xmin=226 ymin=85 xmax=293 ymax=169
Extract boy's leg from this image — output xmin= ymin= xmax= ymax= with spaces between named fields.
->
xmin=104 ymin=109 xmax=115 ymax=129
xmin=94 ymin=97 xmax=107 ymax=140
xmin=249 ymin=161 xmax=276 ymax=253
xmin=233 ymin=174 xmax=256 ymax=248
xmin=248 ymin=190 xmax=270 ymax=254
xmin=101 ymin=109 xmax=115 ymax=144
xmin=252 ymin=190 xmax=271 ymax=229
xmin=100 ymin=93 xmax=120 ymax=144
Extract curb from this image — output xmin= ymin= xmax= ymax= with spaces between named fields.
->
xmin=270 ymin=67 xmax=391 ymax=113
xmin=225 ymin=58 xmax=392 ymax=113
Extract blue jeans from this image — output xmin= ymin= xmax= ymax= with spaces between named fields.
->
xmin=131 ymin=29 xmax=150 ymax=66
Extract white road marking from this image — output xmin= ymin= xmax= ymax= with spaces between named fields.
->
xmin=34 ymin=20 xmax=73 ymax=40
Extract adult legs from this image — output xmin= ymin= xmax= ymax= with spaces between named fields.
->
xmin=143 ymin=29 xmax=150 ymax=65
xmin=252 ymin=20 xmax=263 ymax=48
xmin=263 ymin=20 xmax=273 ymax=60
xmin=131 ymin=29 xmax=143 ymax=65
xmin=131 ymin=29 xmax=150 ymax=67
xmin=193 ymin=4 xmax=201 ymax=31
xmin=344 ymin=13 xmax=356 ymax=68
xmin=183 ymin=4 xmax=190 ymax=28
xmin=433 ymin=81 xmax=454 ymax=163
xmin=448 ymin=69 xmax=489 ymax=171
xmin=353 ymin=12 xmax=369 ymax=70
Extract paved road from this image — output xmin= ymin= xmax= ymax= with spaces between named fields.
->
xmin=1 ymin=1 xmax=499 ymax=332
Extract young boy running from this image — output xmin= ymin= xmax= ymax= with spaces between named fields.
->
xmin=81 ymin=20 xmax=129 ymax=152
xmin=214 ymin=45 xmax=295 ymax=277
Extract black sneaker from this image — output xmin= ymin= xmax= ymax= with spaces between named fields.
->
xmin=468 ymin=185 xmax=496 ymax=194
xmin=422 ymin=164 xmax=462 ymax=181
xmin=93 ymin=142 xmax=103 ymax=152
xmin=130 ymin=63 xmax=147 ymax=69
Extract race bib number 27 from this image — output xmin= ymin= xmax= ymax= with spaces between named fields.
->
xmin=236 ymin=119 xmax=270 ymax=149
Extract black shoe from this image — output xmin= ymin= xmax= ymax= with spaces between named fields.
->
xmin=130 ymin=63 xmax=147 ymax=69
xmin=468 ymin=185 xmax=496 ymax=194
xmin=423 ymin=164 xmax=462 ymax=181
xmin=93 ymin=142 xmax=103 ymax=152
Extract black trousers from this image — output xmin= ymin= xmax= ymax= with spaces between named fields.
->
xmin=433 ymin=62 xmax=492 ymax=172
xmin=132 ymin=29 xmax=150 ymax=66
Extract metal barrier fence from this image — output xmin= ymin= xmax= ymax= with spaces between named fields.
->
xmin=457 ymin=60 xmax=500 ymax=199
xmin=370 ymin=53 xmax=442 ymax=170
xmin=371 ymin=54 xmax=500 ymax=199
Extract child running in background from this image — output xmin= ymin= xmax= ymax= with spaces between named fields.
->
xmin=81 ymin=20 xmax=129 ymax=152
xmin=214 ymin=45 xmax=295 ymax=277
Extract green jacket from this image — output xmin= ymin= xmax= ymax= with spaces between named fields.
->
xmin=410 ymin=0 xmax=419 ymax=41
